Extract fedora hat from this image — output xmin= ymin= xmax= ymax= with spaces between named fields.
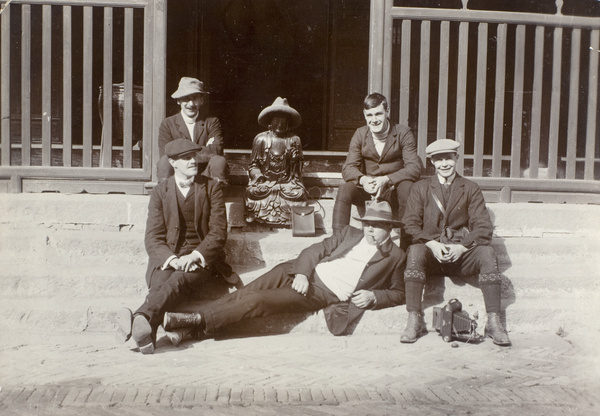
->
xmin=171 ymin=77 xmax=209 ymax=99
xmin=165 ymin=139 xmax=202 ymax=159
xmin=257 ymin=97 xmax=302 ymax=129
xmin=426 ymin=139 xmax=460 ymax=156
xmin=353 ymin=200 xmax=401 ymax=226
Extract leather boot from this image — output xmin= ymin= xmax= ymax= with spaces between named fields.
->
xmin=485 ymin=312 xmax=511 ymax=346
xmin=163 ymin=312 xmax=202 ymax=331
xmin=400 ymin=311 xmax=426 ymax=343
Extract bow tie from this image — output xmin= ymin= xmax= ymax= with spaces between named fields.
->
xmin=178 ymin=179 xmax=194 ymax=189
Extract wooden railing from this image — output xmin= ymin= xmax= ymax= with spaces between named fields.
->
xmin=369 ymin=0 xmax=600 ymax=202
xmin=0 ymin=0 xmax=165 ymax=193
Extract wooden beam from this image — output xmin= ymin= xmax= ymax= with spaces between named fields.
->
xmin=510 ymin=25 xmax=526 ymax=178
xmin=584 ymin=30 xmax=599 ymax=181
xmin=548 ymin=27 xmax=563 ymax=179
xmin=566 ymin=28 xmax=581 ymax=180
xmin=417 ymin=20 xmax=431 ymax=162
xmin=82 ymin=6 xmax=93 ymax=167
xmin=529 ymin=25 xmax=545 ymax=179
xmin=62 ymin=6 xmax=72 ymax=167
xmin=492 ymin=24 xmax=507 ymax=177
xmin=399 ymin=19 xmax=411 ymax=127
xmin=101 ymin=6 xmax=113 ymax=168
xmin=21 ymin=4 xmax=31 ymax=166
xmin=455 ymin=21 xmax=468 ymax=175
xmin=42 ymin=5 xmax=52 ymax=166
xmin=123 ymin=7 xmax=134 ymax=169
xmin=437 ymin=20 xmax=449 ymax=140
xmin=368 ymin=0 xmax=386 ymax=94
xmin=1 ymin=3 xmax=10 ymax=166
xmin=473 ymin=22 xmax=488 ymax=177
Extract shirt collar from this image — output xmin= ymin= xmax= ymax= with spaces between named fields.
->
xmin=437 ymin=173 xmax=456 ymax=185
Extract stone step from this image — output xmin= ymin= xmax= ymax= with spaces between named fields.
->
xmin=2 ymin=193 xmax=599 ymax=237
xmin=2 ymin=225 xmax=594 ymax=268
xmin=0 ymin=287 xmax=595 ymax=336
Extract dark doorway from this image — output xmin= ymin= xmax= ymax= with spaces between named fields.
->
xmin=166 ymin=0 xmax=370 ymax=151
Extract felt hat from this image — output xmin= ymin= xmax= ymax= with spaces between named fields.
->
xmin=425 ymin=139 xmax=461 ymax=156
xmin=353 ymin=200 xmax=401 ymax=226
xmin=171 ymin=77 xmax=209 ymax=99
xmin=257 ymin=97 xmax=302 ymax=129
xmin=165 ymin=139 xmax=202 ymax=159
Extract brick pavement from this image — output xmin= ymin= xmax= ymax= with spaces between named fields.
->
xmin=1 ymin=329 xmax=599 ymax=415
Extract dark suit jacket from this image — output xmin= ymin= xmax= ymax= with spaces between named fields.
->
xmin=158 ymin=113 xmax=224 ymax=163
xmin=342 ymin=123 xmax=422 ymax=187
xmin=144 ymin=175 xmax=227 ymax=282
xmin=402 ymin=175 xmax=493 ymax=247
xmin=289 ymin=226 xmax=406 ymax=335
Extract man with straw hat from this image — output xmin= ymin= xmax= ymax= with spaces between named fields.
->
xmin=160 ymin=200 xmax=406 ymax=347
xmin=157 ymin=77 xmax=229 ymax=184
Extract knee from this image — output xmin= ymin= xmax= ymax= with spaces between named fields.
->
xmin=406 ymin=244 xmax=428 ymax=271
xmin=206 ymin=155 xmax=229 ymax=180
xmin=475 ymin=245 xmax=498 ymax=266
xmin=336 ymin=182 xmax=358 ymax=203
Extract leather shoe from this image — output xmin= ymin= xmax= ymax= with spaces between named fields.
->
xmin=485 ymin=312 xmax=511 ymax=346
xmin=132 ymin=314 xmax=155 ymax=354
xmin=115 ymin=308 xmax=133 ymax=343
xmin=400 ymin=311 xmax=426 ymax=343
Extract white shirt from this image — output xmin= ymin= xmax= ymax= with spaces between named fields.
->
xmin=314 ymin=237 xmax=379 ymax=301
xmin=437 ymin=172 xmax=456 ymax=186
xmin=181 ymin=111 xmax=197 ymax=142
xmin=372 ymin=124 xmax=390 ymax=156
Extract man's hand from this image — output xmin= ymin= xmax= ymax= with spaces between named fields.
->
xmin=359 ymin=175 xmax=377 ymax=194
xmin=178 ymin=252 xmax=201 ymax=272
xmin=351 ymin=290 xmax=376 ymax=308
xmin=444 ymin=244 xmax=468 ymax=262
xmin=292 ymin=274 xmax=310 ymax=295
xmin=373 ymin=176 xmax=391 ymax=199
xmin=425 ymin=240 xmax=451 ymax=263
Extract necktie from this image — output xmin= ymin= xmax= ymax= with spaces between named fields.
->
xmin=178 ymin=179 xmax=193 ymax=189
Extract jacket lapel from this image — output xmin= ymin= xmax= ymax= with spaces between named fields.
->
xmin=378 ymin=124 xmax=398 ymax=162
xmin=193 ymin=179 xmax=206 ymax=234
xmin=194 ymin=119 xmax=205 ymax=144
xmin=445 ymin=175 xmax=465 ymax=215
xmin=165 ymin=177 xmax=179 ymax=225
xmin=175 ymin=114 xmax=192 ymax=141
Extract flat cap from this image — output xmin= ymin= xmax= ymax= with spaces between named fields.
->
xmin=426 ymin=139 xmax=461 ymax=156
xmin=165 ymin=139 xmax=201 ymax=159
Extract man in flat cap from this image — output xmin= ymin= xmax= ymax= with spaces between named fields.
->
xmin=400 ymin=139 xmax=511 ymax=346
xmin=116 ymin=139 xmax=239 ymax=354
xmin=332 ymin=93 xmax=422 ymax=248
xmin=160 ymin=200 xmax=406 ymax=344
xmin=157 ymin=77 xmax=229 ymax=184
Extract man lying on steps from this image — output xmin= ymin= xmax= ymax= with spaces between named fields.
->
xmin=162 ymin=200 xmax=406 ymax=344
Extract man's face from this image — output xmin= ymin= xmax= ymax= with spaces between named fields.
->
xmin=177 ymin=94 xmax=203 ymax=118
xmin=269 ymin=116 xmax=289 ymax=138
xmin=431 ymin=152 xmax=458 ymax=179
xmin=363 ymin=104 xmax=390 ymax=135
xmin=362 ymin=221 xmax=391 ymax=246
xmin=169 ymin=154 xmax=198 ymax=178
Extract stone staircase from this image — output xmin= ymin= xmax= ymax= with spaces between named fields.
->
xmin=1 ymin=193 xmax=599 ymax=341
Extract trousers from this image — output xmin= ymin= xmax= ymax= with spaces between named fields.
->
xmin=136 ymin=267 xmax=212 ymax=330
xmin=201 ymin=262 xmax=340 ymax=335
xmin=403 ymin=243 xmax=502 ymax=313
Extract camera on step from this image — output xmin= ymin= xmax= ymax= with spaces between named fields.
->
xmin=432 ymin=299 xmax=484 ymax=343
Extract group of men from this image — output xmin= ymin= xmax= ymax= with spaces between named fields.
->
xmin=116 ymin=77 xmax=511 ymax=354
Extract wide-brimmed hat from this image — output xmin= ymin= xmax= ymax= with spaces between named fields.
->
xmin=165 ymin=139 xmax=202 ymax=159
xmin=171 ymin=77 xmax=209 ymax=99
xmin=426 ymin=139 xmax=461 ymax=156
xmin=353 ymin=200 xmax=401 ymax=226
xmin=257 ymin=97 xmax=302 ymax=129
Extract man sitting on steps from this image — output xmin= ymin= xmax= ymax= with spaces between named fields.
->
xmin=115 ymin=139 xmax=240 ymax=354
xmin=161 ymin=201 xmax=406 ymax=344
xmin=399 ymin=139 xmax=511 ymax=346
